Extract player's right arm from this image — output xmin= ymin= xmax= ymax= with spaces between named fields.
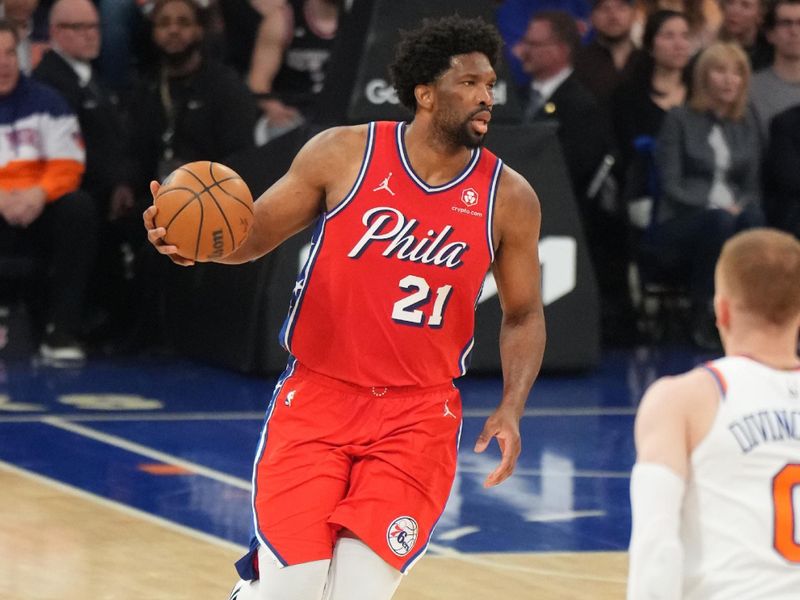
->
xmin=627 ymin=369 xmax=718 ymax=600
xmin=143 ymin=125 xmax=367 ymax=265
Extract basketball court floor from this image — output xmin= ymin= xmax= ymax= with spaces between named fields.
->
xmin=0 ymin=344 xmax=712 ymax=599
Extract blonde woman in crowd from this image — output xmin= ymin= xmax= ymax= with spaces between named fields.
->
xmin=648 ymin=41 xmax=763 ymax=348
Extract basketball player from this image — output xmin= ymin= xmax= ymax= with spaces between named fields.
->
xmin=627 ymin=228 xmax=800 ymax=599
xmin=144 ymin=16 xmax=546 ymax=600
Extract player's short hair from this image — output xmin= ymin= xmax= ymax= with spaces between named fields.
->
xmin=389 ymin=15 xmax=503 ymax=113
xmin=716 ymin=228 xmax=800 ymax=325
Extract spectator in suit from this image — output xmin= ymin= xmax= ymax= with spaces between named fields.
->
xmin=716 ymin=0 xmax=772 ymax=71
xmin=514 ymin=10 xmax=614 ymax=205
xmin=515 ymin=10 xmax=630 ymax=344
xmin=34 ymin=0 xmax=139 ymax=345
xmin=496 ymin=0 xmax=592 ymax=87
xmin=650 ymin=42 xmax=762 ymax=348
xmin=762 ymin=104 xmax=800 ymax=237
xmin=749 ymin=0 xmax=800 ymax=143
xmin=574 ymin=0 xmax=648 ymax=108
xmin=0 ymin=20 xmax=98 ymax=361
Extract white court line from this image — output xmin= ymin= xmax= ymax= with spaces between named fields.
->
xmin=1 ymin=461 xmax=625 ymax=584
xmin=426 ymin=542 xmax=627 ymax=583
xmin=436 ymin=526 xmax=481 ymax=541
xmin=0 ymin=406 xmax=637 ymax=424
xmin=41 ymin=417 xmax=252 ymax=491
xmin=1 ymin=431 xmax=627 ymax=584
xmin=0 ymin=460 xmax=247 ymax=554
xmin=24 ymin=416 xmax=633 ymax=481
xmin=458 ymin=466 xmax=631 ymax=479
xmin=525 ymin=510 xmax=607 ymax=522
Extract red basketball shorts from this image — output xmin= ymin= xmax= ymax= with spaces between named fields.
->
xmin=249 ymin=361 xmax=462 ymax=573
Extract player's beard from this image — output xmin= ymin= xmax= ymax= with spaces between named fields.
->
xmin=433 ymin=108 xmax=487 ymax=150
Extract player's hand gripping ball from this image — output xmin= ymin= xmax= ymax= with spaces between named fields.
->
xmin=154 ymin=161 xmax=254 ymax=261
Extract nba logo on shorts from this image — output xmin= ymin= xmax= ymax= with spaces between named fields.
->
xmin=461 ymin=187 xmax=479 ymax=207
xmin=386 ymin=516 xmax=418 ymax=556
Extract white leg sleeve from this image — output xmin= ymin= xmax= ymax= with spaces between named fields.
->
xmin=323 ymin=537 xmax=403 ymax=600
xmin=232 ymin=545 xmax=330 ymax=600
xmin=627 ymin=462 xmax=686 ymax=600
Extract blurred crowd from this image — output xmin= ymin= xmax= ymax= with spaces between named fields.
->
xmin=0 ymin=0 xmax=798 ymax=362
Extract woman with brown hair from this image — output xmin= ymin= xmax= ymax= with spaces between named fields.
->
xmin=634 ymin=0 xmax=720 ymax=51
xmin=647 ymin=41 xmax=763 ymax=348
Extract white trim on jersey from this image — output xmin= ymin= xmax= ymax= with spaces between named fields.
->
xmin=251 ymin=358 xmax=298 ymax=567
xmin=327 ymin=122 xmax=376 ymax=219
xmin=395 ymin=122 xmax=481 ymax=193
xmin=486 ymin=158 xmax=503 ymax=263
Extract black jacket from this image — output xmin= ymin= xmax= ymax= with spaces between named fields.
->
xmin=129 ymin=57 xmax=258 ymax=192
xmin=523 ymin=73 xmax=614 ymax=205
xmin=33 ymin=50 xmax=131 ymax=202
xmin=764 ymin=105 xmax=800 ymax=236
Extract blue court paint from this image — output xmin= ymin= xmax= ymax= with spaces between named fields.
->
xmin=0 ymin=346 xmax=713 ymax=553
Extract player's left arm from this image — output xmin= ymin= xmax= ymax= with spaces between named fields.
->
xmin=474 ymin=166 xmax=546 ymax=488
xmin=627 ymin=370 xmax=716 ymax=600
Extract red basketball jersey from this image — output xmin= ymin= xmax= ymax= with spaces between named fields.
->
xmin=279 ymin=121 xmax=502 ymax=387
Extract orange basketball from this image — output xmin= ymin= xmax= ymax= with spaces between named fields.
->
xmin=154 ymin=161 xmax=254 ymax=261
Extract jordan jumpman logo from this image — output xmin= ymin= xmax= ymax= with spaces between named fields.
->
xmin=373 ymin=172 xmax=396 ymax=196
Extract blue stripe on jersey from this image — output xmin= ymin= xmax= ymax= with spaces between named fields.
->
xmin=701 ymin=364 xmax=728 ymax=401
xmin=395 ymin=122 xmax=481 ymax=194
xmin=279 ymin=216 xmax=327 ymax=352
xmin=401 ymin=417 xmax=463 ymax=572
xmin=251 ymin=357 xmax=298 ymax=567
xmin=458 ymin=337 xmax=475 ymax=377
xmin=487 ymin=158 xmax=503 ymax=263
xmin=327 ymin=122 xmax=376 ymax=219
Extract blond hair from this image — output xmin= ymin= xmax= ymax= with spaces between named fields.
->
xmin=716 ymin=228 xmax=800 ymax=326
xmin=690 ymin=41 xmax=750 ymax=120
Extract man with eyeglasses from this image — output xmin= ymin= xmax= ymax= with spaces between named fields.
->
xmin=749 ymin=0 xmax=800 ymax=142
xmin=513 ymin=10 xmax=625 ymax=347
xmin=33 ymin=0 xmax=139 ymax=347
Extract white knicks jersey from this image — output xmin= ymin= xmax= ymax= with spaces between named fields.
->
xmin=682 ymin=356 xmax=800 ymax=600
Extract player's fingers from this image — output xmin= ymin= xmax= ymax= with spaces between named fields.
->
xmin=473 ymin=423 xmax=496 ymax=453
xmin=169 ymin=255 xmax=195 ymax=267
xmin=143 ymin=205 xmax=158 ymax=227
xmin=149 ymin=180 xmax=161 ymax=199
xmin=483 ymin=436 xmax=521 ymax=487
xmin=147 ymin=226 xmax=168 ymax=244
xmin=483 ymin=454 xmax=517 ymax=488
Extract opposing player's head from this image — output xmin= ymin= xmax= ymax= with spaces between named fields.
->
xmin=714 ymin=228 xmax=800 ymax=338
xmin=389 ymin=15 xmax=502 ymax=148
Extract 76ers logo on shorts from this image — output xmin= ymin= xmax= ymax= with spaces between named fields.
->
xmin=386 ymin=516 xmax=418 ymax=557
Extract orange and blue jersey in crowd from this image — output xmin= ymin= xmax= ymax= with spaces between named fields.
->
xmin=0 ymin=76 xmax=84 ymax=201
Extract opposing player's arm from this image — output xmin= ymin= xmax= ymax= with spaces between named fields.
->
xmin=627 ymin=370 xmax=718 ymax=600
xmin=144 ymin=125 xmax=367 ymax=265
xmin=474 ymin=166 xmax=546 ymax=487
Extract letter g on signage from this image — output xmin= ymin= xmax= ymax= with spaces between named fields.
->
xmin=366 ymin=79 xmax=399 ymax=105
